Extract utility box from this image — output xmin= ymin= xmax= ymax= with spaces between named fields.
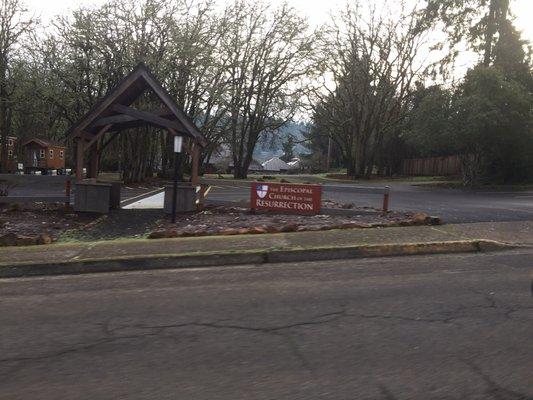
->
xmin=74 ymin=182 xmax=111 ymax=213
xmin=163 ymin=184 xmax=197 ymax=214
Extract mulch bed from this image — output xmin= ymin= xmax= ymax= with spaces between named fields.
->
xmin=0 ymin=202 xmax=439 ymax=246
xmin=0 ymin=203 xmax=96 ymax=246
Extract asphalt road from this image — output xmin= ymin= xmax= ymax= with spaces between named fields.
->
xmin=206 ymin=180 xmax=533 ymax=223
xmin=1 ymin=251 xmax=532 ymax=399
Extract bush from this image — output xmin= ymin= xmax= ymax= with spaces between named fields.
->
xmin=0 ymin=180 xmax=16 ymax=196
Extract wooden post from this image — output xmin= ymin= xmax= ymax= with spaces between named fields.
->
xmin=76 ymin=139 xmax=84 ymax=182
xmin=326 ymin=135 xmax=332 ymax=171
xmin=191 ymin=144 xmax=200 ymax=186
xmin=65 ymin=179 xmax=71 ymax=211
xmin=88 ymin=145 xmax=99 ymax=180
xmin=382 ymin=193 xmax=390 ymax=213
xmin=172 ymin=150 xmax=179 ymax=223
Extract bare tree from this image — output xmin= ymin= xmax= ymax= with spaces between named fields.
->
xmin=162 ymin=0 xmax=231 ymax=174
xmin=220 ymin=1 xmax=316 ymax=179
xmin=313 ymin=1 xmax=440 ymax=177
xmin=0 ymin=0 xmax=34 ymax=172
xmin=37 ymin=0 xmax=230 ymax=182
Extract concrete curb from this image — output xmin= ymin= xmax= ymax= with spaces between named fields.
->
xmin=0 ymin=239 xmax=513 ymax=279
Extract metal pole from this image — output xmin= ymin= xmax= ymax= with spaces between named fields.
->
xmin=326 ymin=135 xmax=332 ymax=172
xmin=172 ymin=151 xmax=179 ymax=223
xmin=65 ymin=179 xmax=71 ymax=211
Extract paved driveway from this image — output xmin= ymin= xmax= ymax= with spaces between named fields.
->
xmin=205 ymin=180 xmax=533 ymax=223
xmin=4 ymin=173 xmax=533 ymax=223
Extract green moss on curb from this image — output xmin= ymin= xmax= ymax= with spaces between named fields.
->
xmin=0 ymin=240 xmax=513 ymax=279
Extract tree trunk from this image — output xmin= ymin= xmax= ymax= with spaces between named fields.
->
xmin=355 ymin=142 xmax=367 ymax=178
xmin=233 ymin=165 xmax=248 ymax=179
xmin=460 ymin=153 xmax=482 ymax=186
xmin=0 ymin=62 xmax=7 ymax=173
xmin=346 ymin=156 xmax=357 ymax=178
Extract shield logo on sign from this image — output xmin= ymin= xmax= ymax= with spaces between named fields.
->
xmin=256 ymin=184 xmax=268 ymax=199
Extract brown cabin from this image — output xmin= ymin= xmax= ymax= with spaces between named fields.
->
xmin=22 ymin=138 xmax=66 ymax=173
xmin=0 ymin=136 xmax=17 ymax=172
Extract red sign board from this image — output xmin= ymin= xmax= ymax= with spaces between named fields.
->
xmin=250 ymin=182 xmax=322 ymax=215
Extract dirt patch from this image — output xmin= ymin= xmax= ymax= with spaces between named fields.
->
xmin=0 ymin=203 xmax=97 ymax=246
xmin=60 ymin=209 xmax=165 ymax=242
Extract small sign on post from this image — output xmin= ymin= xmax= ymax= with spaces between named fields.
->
xmin=250 ymin=182 xmax=322 ymax=215
xmin=171 ymin=135 xmax=183 ymax=223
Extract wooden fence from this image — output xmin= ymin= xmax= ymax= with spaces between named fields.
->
xmin=401 ymin=155 xmax=462 ymax=176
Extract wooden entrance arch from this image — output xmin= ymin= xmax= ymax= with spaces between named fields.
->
xmin=66 ymin=63 xmax=207 ymax=184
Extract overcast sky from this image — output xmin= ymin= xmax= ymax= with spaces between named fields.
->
xmin=24 ymin=0 xmax=533 ymax=41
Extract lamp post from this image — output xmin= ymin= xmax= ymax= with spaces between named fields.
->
xmin=171 ymin=135 xmax=183 ymax=223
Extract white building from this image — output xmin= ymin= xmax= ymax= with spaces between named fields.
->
xmin=262 ymin=157 xmax=290 ymax=172
xmin=287 ymin=158 xmax=302 ymax=170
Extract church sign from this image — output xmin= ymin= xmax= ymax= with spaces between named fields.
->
xmin=250 ymin=182 xmax=322 ymax=215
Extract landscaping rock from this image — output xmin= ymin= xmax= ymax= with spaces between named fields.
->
xmin=249 ymin=226 xmax=268 ymax=234
xmin=385 ymin=221 xmax=401 ymax=227
xmin=1 ymin=201 xmax=437 ymax=245
xmin=280 ymin=224 xmax=298 ymax=232
xmin=264 ymin=225 xmax=280 ymax=233
xmin=38 ymin=234 xmax=53 ymax=245
xmin=218 ymin=228 xmax=240 ymax=236
xmin=140 ymin=207 xmax=437 ymax=241
xmin=179 ymin=231 xmax=198 ymax=237
xmin=0 ymin=233 xmax=38 ymax=246
xmin=429 ymin=216 xmax=443 ymax=225
xmin=411 ymin=212 xmax=431 ymax=225
xmin=148 ymin=230 xmax=178 ymax=239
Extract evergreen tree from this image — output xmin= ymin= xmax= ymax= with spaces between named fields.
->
xmin=280 ymin=135 xmax=295 ymax=162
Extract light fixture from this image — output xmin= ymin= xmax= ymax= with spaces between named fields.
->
xmin=174 ymin=135 xmax=183 ymax=153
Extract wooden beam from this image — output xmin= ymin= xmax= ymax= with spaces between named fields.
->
xmin=65 ymin=65 xmax=148 ymax=139
xmin=191 ymin=144 xmax=200 ymax=186
xmin=112 ymin=104 xmax=186 ymax=132
xmin=182 ymin=136 xmax=193 ymax=156
xmin=90 ymin=108 xmax=174 ymax=128
xmin=90 ymin=114 xmax=138 ymax=128
xmin=73 ymin=130 xmax=94 ymax=141
xmin=139 ymin=70 xmax=208 ymax=148
xmin=84 ymin=124 xmax=112 ymax=151
xmin=76 ymin=139 xmax=84 ymax=182
xmin=88 ymin=145 xmax=99 ymax=179
xmin=100 ymin=131 xmax=121 ymax=152
xmin=65 ymin=64 xmax=207 ymax=150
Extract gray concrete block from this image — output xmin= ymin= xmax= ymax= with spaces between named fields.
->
xmin=97 ymin=180 xmax=121 ymax=209
xmin=74 ymin=182 xmax=111 ymax=213
xmin=163 ymin=184 xmax=197 ymax=214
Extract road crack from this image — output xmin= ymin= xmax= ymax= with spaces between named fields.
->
xmin=461 ymin=358 xmax=533 ymax=400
